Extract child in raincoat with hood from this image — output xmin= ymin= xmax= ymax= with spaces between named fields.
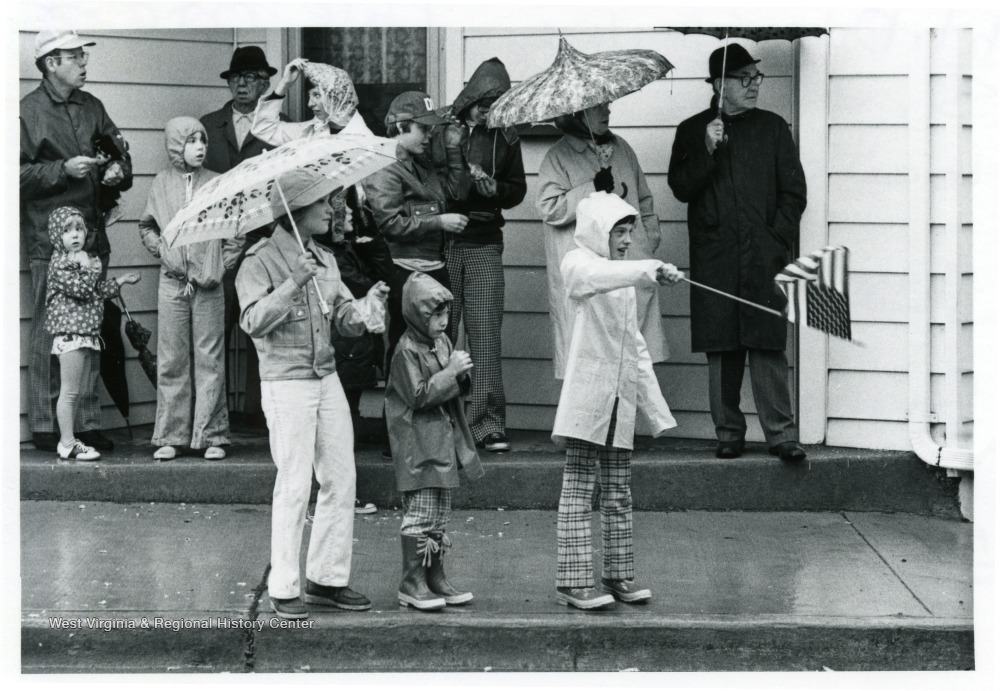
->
xmin=138 ymin=116 xmax=243 ymax=461
xmin=553 ymin=191 xmax=682 ymax=610
xmin=384 ymin=272 xmax=485 ymax=611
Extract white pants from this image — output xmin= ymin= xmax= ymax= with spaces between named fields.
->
xmin=261 ymin=373 xmax=356 ymax=598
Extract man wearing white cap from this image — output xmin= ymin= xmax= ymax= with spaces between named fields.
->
xmin=20 ymin=30 xmax=133 ymax=453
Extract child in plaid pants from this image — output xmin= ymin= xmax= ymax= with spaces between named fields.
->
xmin=552 ymin=192 xmax=682 ymax=610
xmin=385 ymin=272 xmax=485 ymax=611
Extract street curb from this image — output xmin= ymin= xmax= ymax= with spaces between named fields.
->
xmin=21 ymin=450 xmax=962 ymax=517
xmin=21 ymin=612 xmax=974 ymax=673
xmin=21 ymin=612 xmax=248 ymax=673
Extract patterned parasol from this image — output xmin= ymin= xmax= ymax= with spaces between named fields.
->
xmin=486 ymin=36 xmax=673 ymax=129
xmin=162 ymin=133 xmax=396 ymax=250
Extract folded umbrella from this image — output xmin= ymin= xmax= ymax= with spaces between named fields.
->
xmin=99 ymin=299 xmax=132 ymax=436
xmin=162 ymin=133 xmax=397 ymax=314
xmin=118 ymin=295 xmax=157 ymax=387
xmin=486 ymin=36 xmax=673 ymax=129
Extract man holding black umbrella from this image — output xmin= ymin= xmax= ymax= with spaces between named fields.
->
xmin=667 ymin=44 xmax=808 ymax=462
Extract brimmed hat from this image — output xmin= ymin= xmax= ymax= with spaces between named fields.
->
xmin=705 ymin=44 xmax=761 ymax=83
xmin=385 ymin=91 xmax=448 ymax=128
xmin=269 ymin=168 xmax=341 ymax=222
xmin=221 ymin=46 xmax=278 ymax=80
xmin=34 ymin=30 xmax=95 ymax=60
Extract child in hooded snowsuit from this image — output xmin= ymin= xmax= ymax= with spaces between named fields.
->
xmin=552 ymin=191 xmax=683 ymax=610
xmin=384 ymin=272 xmax=485 ymax=611
xmin=138 ymin=116 xmax=243 ymax=461
xmin=45 ymin=206 xmax=140 ymax=461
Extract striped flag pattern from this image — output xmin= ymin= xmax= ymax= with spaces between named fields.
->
xmin=775 ymin=246 xmax=853 ymax=341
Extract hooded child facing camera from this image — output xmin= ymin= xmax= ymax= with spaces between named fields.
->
xmin=552 ymin=191 xmax=682 ymax=611
xmin=385 ymin=272 xmax=484 ymax=612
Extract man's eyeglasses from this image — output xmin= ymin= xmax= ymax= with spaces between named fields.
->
xmin=726 ymin=72 xmax=765 ymax=88
xmin=227 ymin=72 xmax=264 ymax=85
xmin=57 ymin=51 xmax=89 ymax=66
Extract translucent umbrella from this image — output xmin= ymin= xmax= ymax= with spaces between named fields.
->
xmin=665 ymin=27 xmax=828 ymax=116
xmin=163 ymin=133 xmax=396 ymax=313
xmin=486 ymin=36 xmax=673 ymax=129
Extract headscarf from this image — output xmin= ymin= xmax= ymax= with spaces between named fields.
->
xmin=47 ymin=206 xmax=87 ymax=257
xmin=302 ymin=62 xmax=359 ymax=129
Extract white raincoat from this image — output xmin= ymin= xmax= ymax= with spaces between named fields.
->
xmin=551 ymin=192 xmax=677 ymax=450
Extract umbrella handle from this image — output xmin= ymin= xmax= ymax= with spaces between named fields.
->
xmin=717 ymin=33 xmax=729 ymax=118
xmin=274 ymin=180 xmax=332 ymax=316
xmin=117 ymin=294 xmax=134 ymax=322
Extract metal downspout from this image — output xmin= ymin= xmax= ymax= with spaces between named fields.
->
xmin=908 ymin=28 xmax=974 ymax=472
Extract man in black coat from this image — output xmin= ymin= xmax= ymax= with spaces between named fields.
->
xmin=200 ymin=46 xmax=287 ymax=429
xmin=667 ymin=44 xmax=807 ymax=462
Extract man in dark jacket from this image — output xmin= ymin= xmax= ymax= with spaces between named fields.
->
xmin=200 ymin=45 xmax=286 ymax=430
xmin=20 ymin=30 xmax=133 ymax=452
xmin=428 ymin=58 xmax=527 ymax=453
xmin=667 ymin=44 xmax=807 ymax=462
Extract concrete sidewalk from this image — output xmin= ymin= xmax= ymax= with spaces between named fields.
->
xmin=21 ymin=502 xmax=973 ymax=672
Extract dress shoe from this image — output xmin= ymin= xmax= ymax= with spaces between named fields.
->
xmin=77 ymin=429 xmax=114 ymax=451
xmin=715 ymin=439 xmax=745 ymax=459
xmin=770 ymin=441 xmax=806 ymax=462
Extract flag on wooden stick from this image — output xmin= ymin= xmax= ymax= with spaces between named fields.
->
xmin=775 ymin=246 xmax=853 ymax=341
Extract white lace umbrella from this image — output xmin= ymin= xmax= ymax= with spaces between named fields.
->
xmin=163 ymin=133 xmax=396 ymax=313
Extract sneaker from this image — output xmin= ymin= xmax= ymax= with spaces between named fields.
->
xmin=555 ymin=586 xmax=615 ymax=610
xmin=354 ymin=498 xmax=377 ymax=515
xmin=57 ymin=439 xmax=100 ymax=461
xmin=769 ymin=441 xmax=807 ymax=462
xmin=204 ymin=446 xmax=226 ymax=460
xmin=304 ymin=581 xmax=372 ymax=611
xmin=480 ymin=432 xmax=511 ymax=453
xmin=600 ymin=578 xmax=652 ymax=603
xmin=78 ymin=430 xmax=114 ymax=451
xmin=33 ymin=432 xmax=58 ymax=452
xmin=715 ymin=439 xmax=745 ymax=459
xmin=153 ymin=445 xmax=177 ymax=461
xmin=269 ymin=596 xmax=309 ymax=620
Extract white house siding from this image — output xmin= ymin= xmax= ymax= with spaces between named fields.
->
xmin=18 ymin=28 xmax=283 ymax=441
xmin=450 ymin=28 xmax=797 ymax=440
xmin=823 ymin=28 xmax=974 ymax=450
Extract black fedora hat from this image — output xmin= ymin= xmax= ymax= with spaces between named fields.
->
xmin=220 ymin=46 xmax=278 ymax=80
xmin=705 ymin=44 xmax=761 ymax=83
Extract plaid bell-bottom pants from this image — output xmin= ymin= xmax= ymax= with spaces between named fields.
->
xmin=556 ymin=409 xmax=635 ymax=588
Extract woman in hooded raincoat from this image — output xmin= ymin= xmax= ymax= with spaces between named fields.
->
xmin=427 ymin=57 xmax=527 ymax=452
xmin=552 ymin=191 xmax=680 ymax=610
xmin=138 ymin=117 xmax=242 ymax=460
xmin=536 ymin=103 xmax=668 ymax=380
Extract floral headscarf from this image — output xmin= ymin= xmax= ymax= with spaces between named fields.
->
xmin=47 ymin=206 xmax=87 ymax=256
xmin=302 ymin=62 xmax=359 ymax=129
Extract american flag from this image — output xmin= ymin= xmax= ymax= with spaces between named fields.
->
xmin=775 ymin=246 xmax=853 ymax=341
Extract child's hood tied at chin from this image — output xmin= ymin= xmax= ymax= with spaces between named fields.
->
xmin=164 ymin=116 xmax=206 ymax=172
xmin=401 ymin=272 xmax=453 ymax=345
xmin=47 ymin=206 xmax=86 ymax=259
xmin=572 ymin=191 xmax=639 ymax=259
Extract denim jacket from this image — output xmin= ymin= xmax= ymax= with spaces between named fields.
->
xmin=236 ymin=227 xmax=372 ymax=381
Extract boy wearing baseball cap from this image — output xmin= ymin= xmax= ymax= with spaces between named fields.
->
xmin=363 ymin=92 xmax=470 ymax=404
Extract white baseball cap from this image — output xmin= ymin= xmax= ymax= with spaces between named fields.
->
xmin=34 ymin=30 xmax=96 ymax=60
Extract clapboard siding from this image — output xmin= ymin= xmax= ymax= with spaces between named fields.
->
xmin=18 ymin=28 xmax=278 ymax=441
xmin=454 ymin=27 xmax=796 ymax=439
xmin=824 ymin=28 xmax=974 ymax=450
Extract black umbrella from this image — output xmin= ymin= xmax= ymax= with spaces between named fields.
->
xmin=663 ymin=27 xmax=828 ymax=116
xmin=119 ymin=295 xmax=157 ymax=387
xmin=99 ymin=299 xmax=132 ymax=436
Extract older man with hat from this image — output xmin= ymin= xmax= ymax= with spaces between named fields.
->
xmin=236 ymin=168 xmax=390 ymax=619
xmin=200 ymin=46 xmax=287 ymax=431
xmin=667 ymin=44 xmax=808 ymax=462
xmin=21 ymin=30 xmax=133 ymax=452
